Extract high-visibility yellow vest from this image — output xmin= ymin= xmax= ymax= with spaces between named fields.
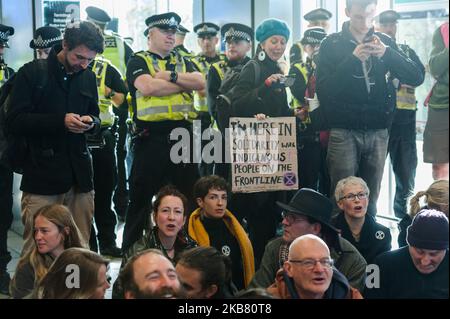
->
xmin=290 ymin=63 xmax=309 ymax=110
xmin=191 ymin=54 xmax=225 ymax=112
xmin=175 ymin=46 xmax=195 ymax=59
xmin=0 ymin=67 xmax=12 ymax=87
xmin=103 ymin=33 xmax=127 ymax=77
xmin=92 ymin=57 xmax=116 ymax=127
xmin=397 ymin=86 xmax=417 ymax=110
xmin=134 ymin=51 xmax=197 ymax=122
xmin=211 ymin=61 xmax=227 ymax=81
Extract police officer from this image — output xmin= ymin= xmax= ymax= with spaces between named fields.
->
xmin=86 ymin=6 xmax=133 ymax=222
xmin=289 ymin=27 xmax=328 ymax=193
xmin=376 ymin=10 xmax=425 ymax=219
xmin=0 ymin=23 xmax=14 ymax=295
xmin=192 ymin=22 xmax=225 ymax=176
xmin=29 ymin=26 xmax=62 ymax=59
xmin=207 ymin=23 xmax=253 ymax=178
xmin=304 ymin=8 xmax=333 ymax=33
xmin=122 ymin=12 xmax=204 ymax=251
xmin=174 ymin=25 xmax=194 ymax=59
xmin=88 ymin=56 xmax=127 ymax=257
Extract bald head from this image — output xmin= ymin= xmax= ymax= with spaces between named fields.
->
xmin=289 ymin=234 xmax=330 ymax=260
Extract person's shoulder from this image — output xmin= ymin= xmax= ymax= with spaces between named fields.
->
xmin=322 ymin=31 xmax=344 ymax=45
xmin=266 ymin=236 xmax=283 ymax=249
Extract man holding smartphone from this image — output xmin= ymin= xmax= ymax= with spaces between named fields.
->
xmin=6 ymin=21 xmax=104 ymax=254
xmin=316 ymin=0 xmax=424 ymax=216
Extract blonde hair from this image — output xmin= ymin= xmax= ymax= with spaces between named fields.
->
xmin=409 ymin=180 xmax=449 ymax=218
xmin=13 ymin=205 xmax=86 ymax=285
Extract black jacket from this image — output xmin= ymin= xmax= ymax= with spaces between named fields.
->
xmin=6 ymin=46 xmax=100 ymax=195
xmin=231 ymin=54 xmax=292 ymax=118
xmin=332 ymin=213 xmax=392 ymax=264
xmin=316 ymin=22 xmax=424 ymax=130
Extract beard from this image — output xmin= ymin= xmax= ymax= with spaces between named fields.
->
xmin=133 ymin=286 xmax=186 ymax=299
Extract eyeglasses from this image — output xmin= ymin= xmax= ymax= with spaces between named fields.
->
xmin=281 ymin=211 xmax=307 ymax=224
xmin=339 ymin=192 xmax=368 ymax=202
xmin=289 ymin=258 xmax=334 ymax=270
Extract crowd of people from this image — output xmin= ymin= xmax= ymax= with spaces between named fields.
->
xmin=0 ymin=0 xmax=448 ymax=299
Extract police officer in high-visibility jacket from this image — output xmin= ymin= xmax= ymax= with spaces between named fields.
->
xmin=289 ymin=27 xmax=328 ymax=194
xmin=174 ymin=25 xmax=194 ymax=59
xmin=376 ymin=10 xmax=425 ymax=219
xmin=0 ymin=23 xmax=15 ymax=296
xmin=122 ymin=12 xmax=204 ymax=251
xmin=192 ymin=22 xmax=225 ymax=176
xmin=88 ymin=56 xmax=127 ymax=257
xmin=86 ymin=6 xmax=133 ymax=222
xmin=207 ymin=23 xmax=253 ymax=179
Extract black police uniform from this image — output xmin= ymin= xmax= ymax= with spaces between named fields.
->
xmin=174 ymin=25 xmax=194 ymax=58
xmin=207 ymin=23 xmax=253 ymax=179
xmin=122 ymin=13 xmax=200 ymax=251
xmin=378 ymin=10 xmax=426 ymax=219
xmin=332 ymin=213 xmax=392 ymax=264
xmin=86 ymin=6 xmax=134 ymax=221
xmin=0 ymin=23 xmax=15 ymax=295
xmin=88 ymin=61 xmax=127 ymax=257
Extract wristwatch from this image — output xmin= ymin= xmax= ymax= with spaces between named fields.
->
xmin=170 ymin=71 xmax=178 ymax=83
xmin=106 ymin=90 xmax=116 ymax=99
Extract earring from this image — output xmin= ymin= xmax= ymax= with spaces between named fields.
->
xmin=258 ymin=50 xmax=266 ymax=61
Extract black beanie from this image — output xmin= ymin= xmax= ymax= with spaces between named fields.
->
xmin=407 ymin=209 xmax=449 ymax=250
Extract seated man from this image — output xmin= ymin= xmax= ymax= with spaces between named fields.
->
xmin=249 ymin=188 xmax=367 ymax=292
xmin=366 ymin=209 xmax=449 ymax=299
xmin=175 ymin=246 xmax=235 ymax=299
xmin=188 ymin=175 xmax=254 ymax=290
xmin=267 ymin=234 xmax=362 ymax=299
xmin=332 ymin=176 xmax=391 ymax=264
xmin=118 ymin=249 xmax=185 ymax=299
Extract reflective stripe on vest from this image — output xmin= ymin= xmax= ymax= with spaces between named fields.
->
xmin=92 ymin=57 xmax=115 ymax=127
xmin=397 ymin=86 xmax=417 ymax=110
xmin=290 ymin=63 xmax=309 ymax=109
xmin=212 ymin=62 xmax=226 ymax=81
xmin=135 ymin=52 xmax=196 ymax=122
xmin=191 ymin=57 xmax=210 ymax=112
xmin=103 ymin=34 xmax=127 ymax=77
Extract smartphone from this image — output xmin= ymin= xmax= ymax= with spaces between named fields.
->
xmin=363 ymin=27 xmax=375 ymax=43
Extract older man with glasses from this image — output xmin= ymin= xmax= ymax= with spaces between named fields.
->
xmin=267 ymin=234 xmax=363 ymax=299
xmin=332 ymin=176 xmax=392 ymax=264
xmin=249 ymin=188 xmax=367 ymax=292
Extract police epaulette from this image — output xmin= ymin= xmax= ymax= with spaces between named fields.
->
xmin=132 ymin=50 xmax=147 ymax=57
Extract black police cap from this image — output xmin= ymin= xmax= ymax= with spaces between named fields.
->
xmin=29 ymin=26 xmax=62 ymax=49
xmin=300 ymin=27 xmax=327 ymax=46
xmin=145 ymin=12 xmax=181 ymax=33
xmin=86 ymin=6 xmax=111 ymax=25
xmin=303 ymin=8 xmax=332 ymax=21
xmin=177 ymin=25 xmax=190 ymax=35
xmin=221 ymin=23 xmax=253 ymax=42
xmin=377 ymin=10 xmax=401 ymax=24
xmin=194 ymin=22 xmax=220 ymax=37
xmin=0 ymin=24 xmax=14 ymax=48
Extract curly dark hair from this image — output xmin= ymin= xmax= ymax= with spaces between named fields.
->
xmin=64 ymin=20 xmax=104 ymax=53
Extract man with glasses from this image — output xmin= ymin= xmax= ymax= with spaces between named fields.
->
xmin=122 ymin=12 xmax=204 ymax=251
xmin=6 ymin=21 xmax=104 ymax=255
xmin=332 ymin=176 xmax=391 ymax=264
xmin=267 ymin=234 xmax=363 ymax=299
xmin=249 ymin=188 xmax=367 ymax=292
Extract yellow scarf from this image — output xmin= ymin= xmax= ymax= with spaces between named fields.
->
xmin=188 ymin=208 xmax=255 ymax=287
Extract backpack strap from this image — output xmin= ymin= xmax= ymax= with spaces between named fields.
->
xmin=248 ymin=60 xmax=261 ymax=84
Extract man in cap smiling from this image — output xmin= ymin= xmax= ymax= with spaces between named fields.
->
xmin=0 ymin=22 xmax=15 ymax=296
xmin=249 ymin=188 xmax=367 ymax=292
xmin=122 ymin=12 xmax=204 ymax=252
xmin=29 ymin=26 xmax=62 ymax=60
